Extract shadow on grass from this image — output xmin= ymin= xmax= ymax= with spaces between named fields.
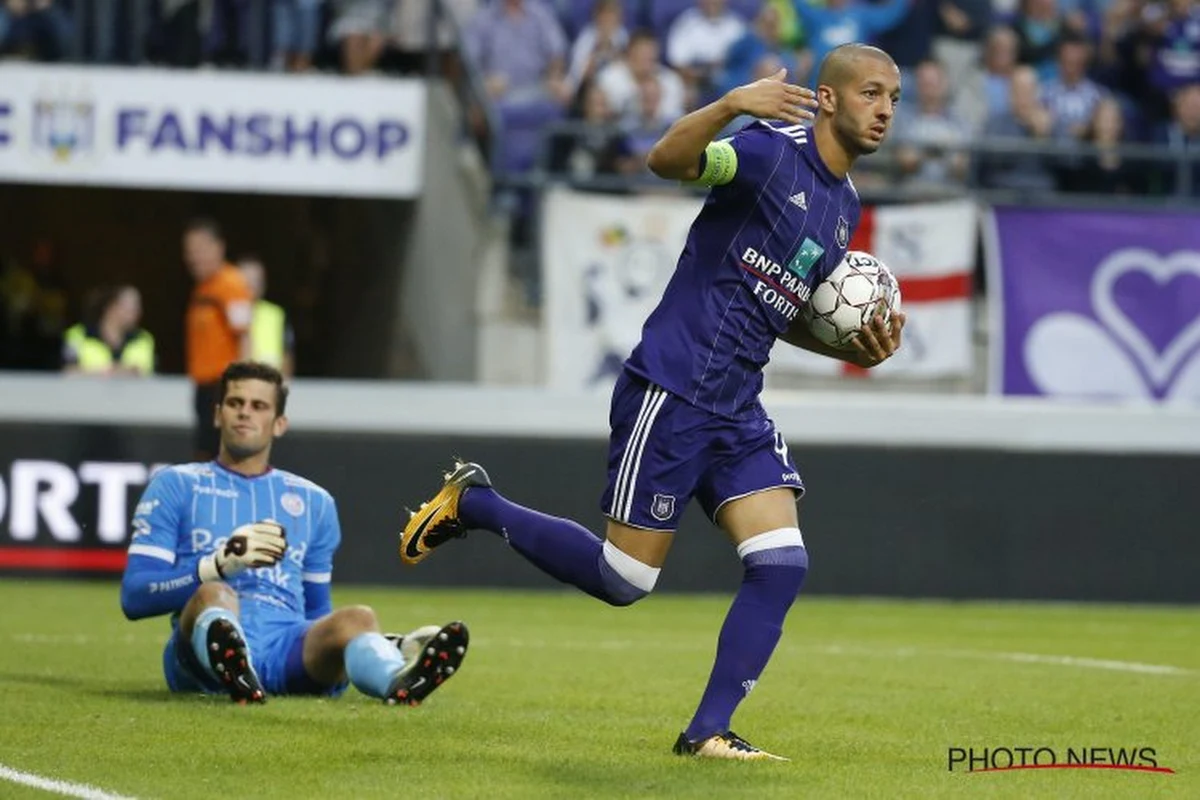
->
xmin=0 ymin=669 xmax=203 ymax=704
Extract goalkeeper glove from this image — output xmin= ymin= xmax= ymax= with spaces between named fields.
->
xmin=198 ymin=521 xmax=287 ymax=582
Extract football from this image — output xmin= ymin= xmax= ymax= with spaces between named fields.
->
xmin=802 ymin=251 xmax=902 ymax=349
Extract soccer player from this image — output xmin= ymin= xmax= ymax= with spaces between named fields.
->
xmin=399 ymin=44 xmax=905 ymax=759
xmin=121 ymin=360 xmax=468 ymax=705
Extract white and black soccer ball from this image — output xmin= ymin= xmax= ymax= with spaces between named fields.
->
xmin=802 ymin=251 xmax=902 ymax=349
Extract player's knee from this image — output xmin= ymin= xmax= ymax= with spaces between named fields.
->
xmin=738 ymin=528 xmax=809 ymax=596
xmin=598 ymin=540 xmax=660 ymax=607
xmin=335 ymin=605 xmax=380 ymax=637
xmin=194 ymin=581 xmax=237 ymax=608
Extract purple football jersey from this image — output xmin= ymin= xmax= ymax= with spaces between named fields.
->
xmin=623 ymin=120 xmax=861 ymax=419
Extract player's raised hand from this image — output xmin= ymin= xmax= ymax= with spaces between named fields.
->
xmin=729 ymin=68 xmax=818 ymax=125
xmin=199 ymin=521 xmax=287 ymax=582
xmin=851 ymin=311 xmax=906 ymax=368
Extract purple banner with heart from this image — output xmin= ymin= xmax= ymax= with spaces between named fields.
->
xmin=986 ymin=207 xmax=1200 ymax=402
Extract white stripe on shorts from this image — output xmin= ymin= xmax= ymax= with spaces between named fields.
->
xmin=610 ymin=386 xmax=655 ymax=519
xmin=612 ymin=384 xmax=668 ymax=522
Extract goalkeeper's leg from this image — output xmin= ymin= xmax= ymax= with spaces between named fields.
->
xmin=300 ymin=605 xmax=468 ymax=706
xmin=177 ymin=582 xmax=265 ymax=704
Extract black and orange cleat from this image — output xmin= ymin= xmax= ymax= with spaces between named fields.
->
xmin=384 ymin=621 xmax=469 ymax=707
xmin=206 ymin=618 xmax=266 ymax=704
xmin=399 ymin=461 xmax=490 ymax=565
xmin=672 ymin=731 xmax=788 ymax=761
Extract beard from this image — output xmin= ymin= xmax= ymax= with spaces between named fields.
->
xmin=835 ymin=115 xmax=880 ymax=156
xmin=223 ymin=437 xmax=268 ymax=461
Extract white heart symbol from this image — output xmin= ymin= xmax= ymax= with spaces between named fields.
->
xmin=1091 ymin=248 xmax=1200 ymax=390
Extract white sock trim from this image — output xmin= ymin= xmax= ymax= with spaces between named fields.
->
xmin=736 ymin=527 xmax=805 ymax=560
xmin=602 ymin=540 xmax=661 ymax=593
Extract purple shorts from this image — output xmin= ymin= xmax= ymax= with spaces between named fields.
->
xmin=600 ymin=370 xmax=804 ymax=531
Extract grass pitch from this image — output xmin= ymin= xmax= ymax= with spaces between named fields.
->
xmin=0 ymin=579 xmax=1196 ymax=799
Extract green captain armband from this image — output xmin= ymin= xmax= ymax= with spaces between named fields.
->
xmin=692 ymin=140 xmax=738 ymax=186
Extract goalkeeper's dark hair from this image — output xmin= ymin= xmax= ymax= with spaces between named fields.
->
xmin=219 ymin=361 xmax=289 ymax=416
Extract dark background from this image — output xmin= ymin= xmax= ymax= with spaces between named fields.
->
xmin=0 ymin=422 xmax=1194 ymax=603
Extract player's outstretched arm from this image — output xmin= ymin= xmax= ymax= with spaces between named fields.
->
xmin=646 ymin=68 xmax=817 ymax=182
xmin=781 ymin=312 xmax=906 ymax=368
xmin=121 ymin=555 xmax=207 ymax=620
xmin=121 ymin=522 xmax=287 ymax=620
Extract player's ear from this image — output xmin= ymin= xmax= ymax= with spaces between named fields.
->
xmin=272 ymin=414 xmax=288 ymax=438
xmin=817 ymin=84 xmax=838 ymax=114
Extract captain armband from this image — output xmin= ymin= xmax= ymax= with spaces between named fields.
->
xmin=692 ymin=140 xmax=738 ymax=187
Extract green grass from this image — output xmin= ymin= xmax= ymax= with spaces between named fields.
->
xmin=0 ymin=580 xmax=1197 ymax=799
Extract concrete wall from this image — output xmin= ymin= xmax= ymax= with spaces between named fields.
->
xmin=398 ymin=80 xmax=496 ymax=380
xmin=0 ymin=376 xmax=1196 ymax=603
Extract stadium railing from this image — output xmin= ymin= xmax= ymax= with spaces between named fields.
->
xmin=424 ymin=0 xmax=502 ymax=173
xmin=487 ymin=119 xmax=1200 ymax=302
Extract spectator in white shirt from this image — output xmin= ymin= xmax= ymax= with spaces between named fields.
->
xmin=596 ymin=30 xmax=686 ymax=125
xmin=891 ymin=59 xmax=972 ymax=188
xmin=1042 ymin=34 xmax=1105 ymax=141
xmin=567 ymin=0 xmax=630 ymax=98
xmin=666 ymin=0 xmax=747 ymax=105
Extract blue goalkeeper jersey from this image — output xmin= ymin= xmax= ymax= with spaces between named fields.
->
xmin=623 ymin=120 xmax=861 ymax=419
xmin=122 ymin=461 xmax=341 ymax=635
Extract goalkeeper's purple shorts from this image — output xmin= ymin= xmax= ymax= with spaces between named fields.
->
xmin=599 ymin=370 xmax=805 ymax=531
xmin=162 ymin=617 xmax=348 ymax=697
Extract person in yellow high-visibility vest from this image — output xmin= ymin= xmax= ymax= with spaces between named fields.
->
xmin=62 ymin=285 xmax=155 ymax=376
xmin=238 ymin=256 xmax=294 ymax=379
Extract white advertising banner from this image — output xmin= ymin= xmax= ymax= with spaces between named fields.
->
xmin=542 ymin=186 xmax=702 ymax=392
xmin=543 ymin=188 xmax=977 ymax=391
xmin=0 ymin=64 xmax=426 ymax=198
xmin=768 ymin=199 xmax=977 ymax=380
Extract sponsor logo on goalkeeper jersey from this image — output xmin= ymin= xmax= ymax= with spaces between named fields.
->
xmin=280 ymin=492 xmax=305 ymax=516
xmin=192 ymin=484 xmax=239 ymax=498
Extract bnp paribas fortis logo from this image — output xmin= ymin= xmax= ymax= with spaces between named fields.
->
xmin=32 ymin=92 xmax=95 ymax=163
xmin=948 ymin=745 xmax=1175 ymax=775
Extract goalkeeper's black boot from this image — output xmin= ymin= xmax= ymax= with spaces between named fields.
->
xmin=384 ymin=621 xmax=469 ymax=706
xmin=399 ymin=461 xmax=491 ymax=565
xmin=207 ymin=618 xmax=266 ymax=704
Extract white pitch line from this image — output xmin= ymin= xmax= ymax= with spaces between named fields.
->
xmin=988 ymin=651 xmax=1192 ymax=676
xmin=9 ymin=632 xmax=1194 ymax=676
xmin=470 ymin=637 xmax=1194 ymax=677
xmin=0 ymin=764 xmax=137 ymax=800
xmin=806 ymin=643 xmax=1194 ymax=676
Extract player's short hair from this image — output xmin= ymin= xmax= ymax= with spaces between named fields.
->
xmin=816 ymin=43 xmax=897 ymax=91
xmin=184 ymin=216 xmax=224 ymax=242
xmin=219 ymin=361 xmax=289 ymax=416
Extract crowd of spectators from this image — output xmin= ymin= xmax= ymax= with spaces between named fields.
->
xmin=2 ymin=0 xmax=1197 ymax=194
xmin=452 ymin=0 xmax=1200 ymax=196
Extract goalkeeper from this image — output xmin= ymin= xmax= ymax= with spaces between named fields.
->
xmin=120 ymin=360 xmax=468 ymax=705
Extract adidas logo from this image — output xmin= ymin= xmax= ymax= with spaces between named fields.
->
xmin=788 ymin=191 xmax=808 ymax=211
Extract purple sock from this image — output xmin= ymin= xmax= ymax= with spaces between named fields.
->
xmin=460 ymin=487 xmax=614 ymax=602
xmin=684 ymin=546 xmax=808 ymax=742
